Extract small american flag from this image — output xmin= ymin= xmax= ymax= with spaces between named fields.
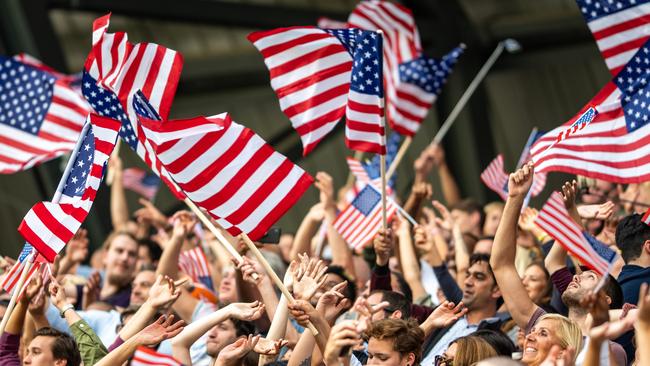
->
xmin=248 ymin=27 xmax=386 ymax=155
xmin=642 ymin=207 xmax=650 ymax=225
xmin=334 ymin=184 xmax=398 ymax=249
xmin=0 ymin=56 xmax=90 ymax=173
xmin=18 ymin=115 xmax=121 ymax=262
xmin=362 ymin=132 xmax=401 ymax=187
xmin=480 ymin=155 xmax=509 ymax=201
xmin=1 ymin=245 xmax=51 ymax=299
xmin=575 ymin=0 xmax=650 ymax=76
xmin=348 ymin=0 xmax=463 ymax=136
xmin=122 ymin=167 xmax=160 ymax=200
xmin=178 ymin=246 xmax=214 ymax=290
xmin=135 ymin=94 xmax=314 ymax=240
xmin=534 ymin=192 xmax=617 ymax=276
xmin=131 ymin=346 xmax=181 ymax=366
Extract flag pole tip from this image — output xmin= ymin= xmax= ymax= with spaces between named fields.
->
xmin=503 ymin=39 xmax=522 ymax=53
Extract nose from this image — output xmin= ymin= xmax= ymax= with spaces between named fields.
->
xmin=572 ymin=274 xmax=581 ymax=283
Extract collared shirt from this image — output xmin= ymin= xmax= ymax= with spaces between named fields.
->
xmin=70 ymin=319 xmax=108 ymax=365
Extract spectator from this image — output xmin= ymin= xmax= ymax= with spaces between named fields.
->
xmin=615 ymin=213 xmax=650 ymax=304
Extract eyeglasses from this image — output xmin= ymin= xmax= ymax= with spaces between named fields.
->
xmin=434 ymin=354 xmax=453 ymax=366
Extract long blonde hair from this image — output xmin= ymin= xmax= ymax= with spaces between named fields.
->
xmin=537 ymin=314 xmax=583 ymax=361
xmin=451 ymin=336 xmax=497 ymax=366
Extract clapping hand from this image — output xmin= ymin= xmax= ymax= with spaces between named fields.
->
xmin=291 ymin=253 xmax=328 ymax=302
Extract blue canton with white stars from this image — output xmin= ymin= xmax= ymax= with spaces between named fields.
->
xmin=18 ymin=244 xmax=34 ymax=262
xmin=583 ymin=233 xmax=618 ymax=263
xmin=133 ymin=91 xmax=161 ymax=121
xmin=363 ymin=132 xmax=402 ymax=188
xmin=399 ymin=45 xmax=464 ymax=95
xmin=0 ymin=56 xmax=55 ymax=135
xmin=577 ymin=0 xmax=647 ymax=22
xmin=325 ymin=28 xmax=383 ymax=97
xmin=352 ymin=185 xmax=381 ymax=216
xmin=62 ymin=126 xmax=95 ymax=198
xmin=81 ymin=71 xmax=139 ymax=150
xmin=613 ymin=42 xmax=650 ymax=132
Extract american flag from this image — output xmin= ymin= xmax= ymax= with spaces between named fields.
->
xmin=530 ymin=39 xmax=650 ymax=183
xmin=334 ymin=184 xmax=398 ymax=249
xmin=178 ymin=246 xmax=214 ymax=290
xmin=0 ymin=245 xmax=51 ymax=299
xmin=345 ymin=132 xmax=400 ymax=202
xmin=82 ymin=14 xmax=185 ymax=199
xmin=131 ymin=346 xmax=181 ymax=366
xmin=135 ymin=94 xmax=314 ymax=240
xmin=534 ymin=192 xmax=617 ymax=276
xmin=122 ymin=167 xmax=160 ymax=200
xmin=575 ymin=0 xmax=650 ymax=76
xmin=348 ymin=0 xmax=463 ymax=136
xmin=480 ymin=155 xmax=509 ymax=201
xmin=248 ymin=27 xmax=386 ymax=155
xmin=0 ymin=56 xmax=90 ymax=173
xmin=18 ymin=115 xmax=121 ymax=262
xmin=643 ymin=207 xmax=650 ymax=225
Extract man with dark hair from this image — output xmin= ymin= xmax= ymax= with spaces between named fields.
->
xmin=366 ymin=290 xmax=411 ymax=321
xmin=615 ymin=213 xmax=650 ymax=304
xmin=24 ymin=328 xmax=82 ymax=366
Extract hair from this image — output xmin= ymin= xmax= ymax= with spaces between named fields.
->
xmin=615 ymin=213 xmax=650 ymax=263
xmin=326 ymin=265 xmax=357 ymax=301
xmin=469 ymin=253 xmax=496 ymax=284
xmin=450 ymin=335 xmax=498 ymax=366
xmin=483 ymin=201 xmax=504 ymax=215
xmin=473 ymin=329 xmax=517 ymax=357
xmin=231 ymin=318 xmax=256 ymax=338
xmin=391 ymin=271 xmax=413 ymax=303
xmin=102 ymin=230 xmax=138 ymax=251
xmin=370 ymin=290 xmax=411 ymax=319
xmin=451 ymin=198 xmax=485 ymax=229
xmin=526 ymin=262 xmax=553 ymax=305
xmin=602 ymin=274 xmax=624 ymax=309
xmin=536 ymin=313 xmax=583 ymax=361
xmin=138 ymin=238 xmax=163 ymax=262
xmin=34 ymin=327 xmax=81 ymax=366
xmin=363 ymin=318 xmax=424 ymax=365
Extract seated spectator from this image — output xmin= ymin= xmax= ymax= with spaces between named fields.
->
xmin=437 ymin=335 xmax=497 ymax=366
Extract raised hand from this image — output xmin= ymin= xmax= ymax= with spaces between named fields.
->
xmin=48 ymin=276 xmax=71 ymax=310
xmin=215 ymin=335 xmax=260 ymax=366
xmin=292 ymin=253 xmax=328 ymax=302
xmin=225 ymin=301 xmax=266 ymax=321
xmin=431 ymin=200 xmax=454 ymax=232
xmin=133 ymin=314 xmax=186 ymax=346
xmin=539 ymin=345 xmax=576 ymax=366
xmin=236 ymin=256 xmax=264 ymax=286
xmin=147 ymin=275 xmax=184 ymax=309
xmin=577 ymin=201 xmax=615 ymax=220
xmin=316 ymin=281 xmax=351 ymax=324
xmin=425 ymin=300 xmax=467 ymax=329
xmin=519 ymin=207 xmax=539 ymax=232
xmin=134 ymin=198 xmax=169 ymax=229
xmin=580 ymin=289 xmax=610 ymax=327
xmin=82 ymin=271 xmax=102 ymax=310
xmin=561 ymin=180 xmax=582 ymax=224
xmin=253 ymin=337 xmax=288 ymax=355
xmin=288 ymin=300 xmax=321 ymax=328
xmin=315 ymin=172 xmax=335 ymax=211
xmin=411 ymin=182 xmax=433 ymax=201
xmin=323 ymin=320 xmax=362 ymax=365
xmin=413 ymin=225 xmax=434 ymax=255
xmin=171 ymin=211 xmax=197 ymax=238
xmin=373 ymin=228 xmax=394 ymax=266
xmin=508 ymin=161 xmax=535 ymax=199
xmin=65 ymin=228 xmax=89 ymax=264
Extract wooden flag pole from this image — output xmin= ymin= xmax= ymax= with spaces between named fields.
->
xmin=0 ymin=251 xmax=35 ymax=334
xmin=385 ymin=136 xmax=412 ymax=182
xmin=183 ymin=198 xmax=259 ymax=281
xmin=240 ymin=233 xmax=319 ymax=335
xmin=105 ymin=139 xmax=122 ymax=186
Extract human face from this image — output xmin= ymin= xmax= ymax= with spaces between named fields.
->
xmin=561 ymin=270 xmax=600 ymax=307
xmin=136 ymin=245 xmax=153 ymax=270
xmin=367 ymin=338 xmax=412 ymax=366
xmin=103 ymin=234 xmax=138 ymax=286
xmin=130 ymin=270 xmax=156 ymax=306
xmin=218 ymin=267 xmax=238 ymax=304
xmin=366 ymin=293 xmax=388 ymax=321
xmin=482 ymin=208 xmax=502 ymax=236
xmin=206 ymin=319 xmax=238 ymax=357
xmin=522 ymin=265 xmax=549 ymax=305
xmin=314 ymin=273 xmax=345 ymax=303
xmin=23 ymin=336 xmax=65 ymax=366
xmin=462 ymin=261 xmax=499 ymax=310
xmin=278 ymin=233 xmax=294 ymax=263
xmin=581 ymin=179 xmax=615 ymax=204
xmin=521 ymin=318 xmax=563 ymax=366
xmin=473 ymin=239 xmax=493 ymax=255
xmin=435 ymin=342 xmax=457 ymax=366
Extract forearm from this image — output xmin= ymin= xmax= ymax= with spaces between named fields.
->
xmin=259 ymin=296 xmax=294 ymax=366
xmin=173 ymin=307 xmax=231 ymax=348
xmin=6 ymin=300 xmax=28 ymax=335
xmin=119 ymin=302 xmax=157 ymax=341
xmin=110 ymin=169 xmax=130 ymax=230
xmin=94 ymin=336 xmax=139 ymax=366
xmin=397 ymin=229 xmax=426 ymax=300
xmin=582 ymin=339 xmax=603 ymax=366
xmin=325 ymin=209 xmax=355 ymax=279
xmin=291 ymin=215 xmax=321 ymax=261
xmin=288 ymin=331 xmax=316 ymax=366
xmin=452 ymin=226 xmax=469 ymax=286
xmin=403 ymin=192 xmax=425 ymax=222
xmin=437 ymin=164 xmax=461 ymax=206
xmin=256 ymin=278 xmax=279 ymax=322
xmin=636 ymin=325 xmax=650 ymax=365
xmin=544 ymin=241 xmax=568 ymax=275
xmin=491 ymin=195 xmax=524 ymax=269
xmin=156 ymin=236 xmax=183 ymax=279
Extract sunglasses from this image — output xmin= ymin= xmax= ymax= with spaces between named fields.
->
xmin=434 ymin=354 xmax=453 ymax=366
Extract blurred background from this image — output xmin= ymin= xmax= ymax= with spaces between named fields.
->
xmin=0 ymin=0 xmax=609 ymax=253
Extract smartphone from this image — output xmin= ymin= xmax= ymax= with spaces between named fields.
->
xmin=258 ymin=227 xmax=281 ymax=244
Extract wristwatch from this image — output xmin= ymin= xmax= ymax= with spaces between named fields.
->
xmin=59 ymin=304 xmax=75 ymax=318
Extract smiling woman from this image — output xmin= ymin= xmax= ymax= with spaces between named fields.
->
xmin=521 ymin=314 xmax=582 ymax=366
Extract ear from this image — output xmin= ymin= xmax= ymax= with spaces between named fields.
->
xmin=605 ymin=295 xmax=612 ymax=305
xmin=53 ymin=359 xmax=67 ymax=366
xmin=404 ymin=352 xmax=416 ymax=366
xmin=491 ymin=285 xmax=502 ymax=300
xmin=391 ymin=310 xmax=403 ymax=319
xmin=643 ymin=240 xmax=650 ymax=254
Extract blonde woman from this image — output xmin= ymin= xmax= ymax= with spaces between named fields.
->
xmin=435 ymin=335 xmax=497 ymax=366
xmin=520 ymin=313 xmax=583 ymax=366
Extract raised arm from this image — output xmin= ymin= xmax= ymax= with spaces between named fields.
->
xmin=290 ymin=204 xmax=324 ymax=261
xmin=108 ymin=156 xmax=130 ymax=230
xmin=396 ymin=219 xmax=427 ymax=301
xmin=544 ymin=182 xmax=581 ymax=277
xmin=490 ymin=162 xmax=540 ymax=329
xmin=415 ymin=144 xmax=460 ymax=205
xmin=402 ymin=182 xmax=433 ymax=222
xmin=636 ymin=284 xmax=650 ymax=366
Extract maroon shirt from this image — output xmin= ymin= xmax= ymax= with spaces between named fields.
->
xmin=0 ymin=332 xmax=21 ymax=366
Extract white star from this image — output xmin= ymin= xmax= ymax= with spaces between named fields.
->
xmin=77 ymin=161 xmax=84 ymax=168
xmin=71 ymin=176 xmax=78 ymax=184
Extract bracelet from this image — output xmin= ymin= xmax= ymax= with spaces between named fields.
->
xmin=59 ymin=304 xmax=75 ymax=318
xmin=536 ymin=233 xmax=549 ymax=243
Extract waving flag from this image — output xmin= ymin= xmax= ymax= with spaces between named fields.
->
xmin=362 ymin=132 xmax=401 ymax=187
xmin=334 ymin=184 xmax=398 ymax=248
xmin=0 ymin=245 xmax=50 ymax=300
xmin=248 ymin=27 xmax=385 ymax=155
xmin=531 ymin=39 xmax=650 ymax=183
xmin=348 ymin=0 xmax=463 ymax=136
xmin=480 ymin=155 xmax=509 ymax=201
xmin=18 ymin=115 xmax=121 ymax=261
xmin=132 ymin=346 xmax=181 ymax=366
xmin=178 ymin=246 xmax=214 ymax=290
xmin=122 ymin=167 xmax=160 ymax=200
xmin=535 ymin=192 xmax=616 ymax=276
xmin=575 ymin=0 xmax=650 ymax=75
xmin=0 ymin=56 xmax=90 ymax=173
xmin=135 ymin=94 xmax=313 ymax=240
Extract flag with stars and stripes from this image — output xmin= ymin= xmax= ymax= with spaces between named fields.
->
xmin=248 ymin=27 xmax=386 ymax=155
xmin=81 ymin=14 xmax=185 ymax=199
xmin=531 ymin=39 xmax=650 ymax=183
xmin=17 ymin=114 xmax=121 ymax=262
xmin=0 ymin=55 xmax=90 ymax=174
xmin=348 ymin=0 xmax=464 ymax=136
xmin=0 ymin=245 xmax=51 ymax=301
xmin=480 ymin=155 xmax=509 ymax=201
xmin=575 ymin=0 xmax=650 ymax=75
xmin=178 ymin=246 xmax=214 ymax=291
xmin=122 ymin=167 xmax=160 ymax=200
xmin=334 ymin=183 xmax=398 ymax=249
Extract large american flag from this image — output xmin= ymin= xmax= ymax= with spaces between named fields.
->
xmin=534 ymin=192 xmax=617 ymax=276
xmin=576 ymin=0 xmax=650 ymax=76
xmin=131 ymin=346 xmax=181 ymax=366
xmin=82 ymin=14 xmax=185 ymax=199
xmin=136 ymin=94 xmax=314 ymax=240
xmin=0 ymin=56 xmax=90 ymax=173
xmin=178 ymin=246 xmax=214 ymax=290
xmin=248 ymin=27 xmax=386 ymax=155
xmin=18 ymin=115 xmax=121 ymax=262
xmin=334 ymin=184 xmax=397 ymax=249
xmin=348 ymin=0 xmax=463 ymax=136
xmin=531 ymin=39 xmax=650 ymax=182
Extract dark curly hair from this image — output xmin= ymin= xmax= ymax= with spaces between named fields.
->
xmin=615 ymin=213 xmax=650 ymax=263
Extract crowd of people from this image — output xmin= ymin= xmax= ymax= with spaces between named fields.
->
xmin=0 ymin=143 xmax=649 ymax=366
